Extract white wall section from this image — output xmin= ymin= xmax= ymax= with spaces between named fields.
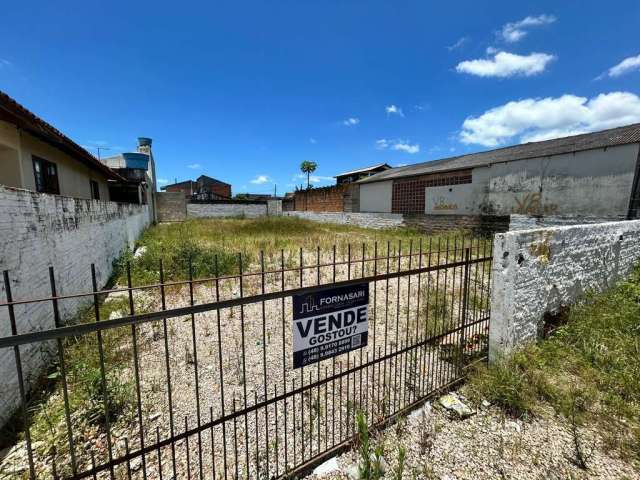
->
xmin=359 ymin=181 xmax=393 ymax=213
xmin=489 ymin=219 xmax=640 ymax=361
xmin=0 ymin=186 xmax=151 ymax=426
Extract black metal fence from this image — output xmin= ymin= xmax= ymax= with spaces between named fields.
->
xmin=0 ymin=236 xmax=492 ymax=479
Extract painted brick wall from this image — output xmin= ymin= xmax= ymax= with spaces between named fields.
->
xmin=187 ymin=202 xmax=267 ymax=218
xmin=489 ymin=220 xmax=640 ymax=361
xmin=284 ymin=211 xmax=404 ymax=229
xmin=0 ymin=186 xmax=151 ymax=427
xmin=293 ymin=185 xmax=350 ymax=212
xmin=157 ymin=191 xmax=187 ymax=221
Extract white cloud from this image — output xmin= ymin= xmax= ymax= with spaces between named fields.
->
xmin=157 ymin=178 xmax=169 ymax=184
xmin=393 ymin=142 xmax=420 ymax=154
xmin=187 ymin=163 xmax=202 ymax=169
xmin=375 ymin=139 xmax=389 ymax=150
xmin=501 ymin=14 xmax=556 ymax=43
xmin=342 ymin=117 xmax=360 ymax=126
xmin=385 ymin=104 xmax=404 ymax=117
xmin=447 ymin=37 xmax=469 ymax=51
xmin=456 ymin=51 xmax=555 ymax=78
xmin=250 ymin=175 xmax=271 ymax=184
xmin=376 ymin=139 xmax=420 ymax=154
xmin=0 ymin=59 xmax=12 ymax=68
xmin=293 ymin=173 xmax=333 ymax=184
xmin=459 ymin=91 xmax=640 ymax=146
xmin=606 ymin=54 xmax=640 ymax=78
xmin=309 ymin=137 xmax=317 ymax=144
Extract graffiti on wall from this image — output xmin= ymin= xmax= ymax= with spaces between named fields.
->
xmin=433 ymin=196 xmax=459 ymax=211
xmin=513 ymin=192 xmax=558 ymax=215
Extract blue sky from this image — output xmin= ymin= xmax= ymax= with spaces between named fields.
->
xmin=2 ymin=1 xmax=640 ymax=194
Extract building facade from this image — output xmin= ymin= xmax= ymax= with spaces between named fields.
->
xmin=0 ymin=92 xmax=121 ymax=200
xmin=358 ymin=124 xmax=640 ymax=220
xmin=162 ymin=175 xmax=231 ymax=199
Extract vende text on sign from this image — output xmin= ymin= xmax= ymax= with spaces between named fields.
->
xmin=292 ymin=283 xmax=369 ymax=369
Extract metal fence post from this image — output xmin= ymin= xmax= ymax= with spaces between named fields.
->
xmin=460 ymin=247 xmax=471 ymax=372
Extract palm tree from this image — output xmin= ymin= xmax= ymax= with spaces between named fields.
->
xmin=300 ymin=160 xmax=318 ymax=189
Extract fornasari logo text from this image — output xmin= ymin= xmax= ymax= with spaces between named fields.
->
xmin=319 ymin=290 xmax=365 ymax=305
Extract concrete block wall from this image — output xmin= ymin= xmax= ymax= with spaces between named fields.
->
xmin=508 ymin=214 xmax=624 ymax=231
xmin=489 ymin=220 xmax=640 ymax=361
xmin=267 ymin=199 xmax=283 ymax=216
xmin=284 ymin=211 xmax=404 ymax=229
xmin=187 ymin=202 xmax=267 ymax=218
xmin=0 ymin=186 xmax=151 ymax=427
xmin=156 ymin=191 xmax=187 ymax=221
xmin=404 ymin=214 xmax=510 ymax=235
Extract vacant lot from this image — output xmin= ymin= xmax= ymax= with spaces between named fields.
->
xmin=1 ymin=217 xmax=491 ymax=479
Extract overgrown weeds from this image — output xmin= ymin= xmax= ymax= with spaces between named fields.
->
xmin=117 ymin=217 xmax=470 ymax=285
xmin=355 ymin=410 xmax=384 ymax=480
xmin=467 ymin=265 xmax=640 ymax=462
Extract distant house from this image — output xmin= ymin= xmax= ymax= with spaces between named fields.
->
xmin=0 ymin=91 xmax=125 ymax=200
xmin=162 ymin=174 xmax=231 ymax=200
xmin=335 ymin=163 xmax=391 ymax=185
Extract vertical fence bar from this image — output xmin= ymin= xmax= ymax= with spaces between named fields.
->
xmin=260 ymin=251 xmax=270 ymax=479
xmin=90 ymin=264 xmax=116 ymax=479
xmin=188 ymin=258 xmax=204 ymax=480
xmin=209 ymin=406 xmax=216 ymax=480
xmin=237 ymin=254 xmax=250 ymax=479
xmin=48 ymin=267 xmax=78 ymax=476
xmin=280 ymin=249 xmax=289 ymax=474
xmin=126 ymin=262 xmax=148 ymax=479
xmin=158 ymin=260 xmax=177 ymax=479
xmin=460 ymin=246 xmax=471 ymax=372
xmin=214 ymin=256 xmax=229 ymax=480
xmin=156 ymin=427 xmax=163 ymax=480
xmin=2 ymin=270 xmax=36 ymax=480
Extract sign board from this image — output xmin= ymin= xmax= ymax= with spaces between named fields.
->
xmin=292 ymin=283 xmax=369 ymax=369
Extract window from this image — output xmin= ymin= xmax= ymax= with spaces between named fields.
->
xmin=90 ymin=180 xmax=100 ymax=200
xmin=32 ymin=156 xmax=60 ymax=194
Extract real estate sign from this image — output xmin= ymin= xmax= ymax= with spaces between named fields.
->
xmin=292 ymin=283 xmax=369 ymax=369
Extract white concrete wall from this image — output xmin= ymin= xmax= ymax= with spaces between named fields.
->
xmin=284 ymin=211 xmax=404 ymax=229
xmin=267 ymin=199 xmax=283 ymax=216
xmin=508 ymin=214 xmax=620 ymax=231
xmin=424 ymin=182 xmax=483 ymax=215
xmin=489 ymin=220 xmax=640 ymax=361
xmin=187 ymin=202 xmax=267 ymax=218
xmin=0 ymin=186 xmax=151 ymax=427
xmin=485 ymin=144 xmax=638 ymax=217
xmin=359 ymin=181 xmax=393 ymax=213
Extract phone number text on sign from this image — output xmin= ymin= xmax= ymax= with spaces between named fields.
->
xmin=292 ymin=283 xmax=369 ymax=369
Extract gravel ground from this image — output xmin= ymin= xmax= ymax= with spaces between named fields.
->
xmin=1 ymin=249 xmax=491 ymax=479
xmin=309 ymin=392 xmax=640 ymax=480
